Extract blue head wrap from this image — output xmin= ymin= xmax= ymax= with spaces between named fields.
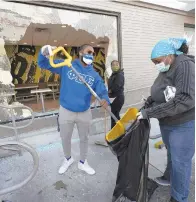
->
xmin=151 ymin=38 xmax=187 ymax=59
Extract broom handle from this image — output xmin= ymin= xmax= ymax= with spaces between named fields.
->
xmin=105 ymin=109 xmax=107 ymax=135
xmin=70 ymin=65 xmax=119 ymax=122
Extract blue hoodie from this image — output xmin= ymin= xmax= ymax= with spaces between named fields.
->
xmin=38 ymin=52 xmax=110 ymax=112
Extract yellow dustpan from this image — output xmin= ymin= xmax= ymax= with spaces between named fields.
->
xmin=49 ymin=46 xmax=138 ymax=143
xmin=105 ymin=108 xmax=138 ymax=143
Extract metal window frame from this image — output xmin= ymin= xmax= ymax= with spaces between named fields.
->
xmin=6 ymin=0 xmax=123 ymax=67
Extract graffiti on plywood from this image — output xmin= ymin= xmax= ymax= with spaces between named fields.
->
xmin=5 ymin=45 xmax=106 ymax=84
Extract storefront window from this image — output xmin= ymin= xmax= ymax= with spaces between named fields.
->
xmin=0 ymin=1 xmax=118 ymax=82
xmin=0 ymin=1 xmax=119 ymax=110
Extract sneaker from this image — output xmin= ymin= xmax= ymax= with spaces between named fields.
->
xmin=58 ymin=157 xmax=74 ymax=174
xmin=154 ymin=176 xmax=170 ymax=186
xmin=78 ymin=161 xmax=95 ymax=175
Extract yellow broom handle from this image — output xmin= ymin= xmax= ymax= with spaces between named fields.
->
xmin=49 ymin=46 xmax=72 ymax=68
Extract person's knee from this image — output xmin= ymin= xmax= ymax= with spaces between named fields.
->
xmin=80 ymin=134 xmax=89 ymax=143
xmin=170 ymin=132 xmax=195 ymax=163
xmin=170 ymin=142 xmax=194 ymax=163
xmin=171 ymin=149 xmax=193 ymax=166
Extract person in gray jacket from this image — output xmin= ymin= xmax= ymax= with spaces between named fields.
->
xmin=137 ymin=38 xmax=195 ymax=202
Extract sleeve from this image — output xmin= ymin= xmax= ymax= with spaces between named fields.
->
xmin=109 ymin=73 xmax=124 ymax=94
xmin=143 ymin=60 xmax=195 ymax=119
xmin=94 ymin=75 xmax=110 ymax=105
xmin=37 ymin=51 xmax=64 ymax=75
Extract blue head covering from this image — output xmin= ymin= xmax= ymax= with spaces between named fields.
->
xmin=151 ymin=38 xmax=187 ymax=59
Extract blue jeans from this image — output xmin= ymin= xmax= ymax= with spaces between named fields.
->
xmin=160 ymin=120 xmax=195 ymax=202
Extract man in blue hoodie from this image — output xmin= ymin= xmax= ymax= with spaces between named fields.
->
xmin=38 ymin=44 xmax=110 ymax=175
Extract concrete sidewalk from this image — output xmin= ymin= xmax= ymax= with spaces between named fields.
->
xmin=0 ymin=120 xmax=195 ymax=202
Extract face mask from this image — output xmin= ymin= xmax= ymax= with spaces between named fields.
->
xmin=155 ymin=56 xmax=171 ymax=72
xmin=82 ymin=54 xmax=94 ymax=65
xmin=112 ymin=66 xmax=120 ymax=72
xmin=156 ymin=62 xmax=170 ymax=72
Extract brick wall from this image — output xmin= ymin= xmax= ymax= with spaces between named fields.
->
xmin=0 ymin=0 xmax=194 ymax=106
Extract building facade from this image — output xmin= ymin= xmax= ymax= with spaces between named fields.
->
xmin=0 ymin=0 xmax=195 ymax=108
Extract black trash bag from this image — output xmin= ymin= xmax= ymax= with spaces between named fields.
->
xmin=147 ymin=178 xmax=158 ymax=201
xmin=108 ymin=119 xmax=155 ymax=202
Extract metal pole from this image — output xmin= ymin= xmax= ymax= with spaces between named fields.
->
xmin=40 ymin=92 xmax=45 ymax=113
xmin=10 ymin=107 xmax=19 ymax=142
xmin=0 ymin=104 xmax=38 ymax=195
xmin=0 ymin=141 xmax=39 ymax=195
xmin=71 ymin=65 xmax=119 ymax=123
xmin=10 ymin=107 xmax=22 ymax=155
xmin=0 ymin=105 xmax=35 ymax=130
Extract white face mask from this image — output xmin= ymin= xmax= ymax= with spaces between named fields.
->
xmin=155 ymin=57 xmax=171 ymax=72
xmin=156 ymin=62 xmax=170 ymax=72
xmin=82 ymin=54 xmax=94 ymax=65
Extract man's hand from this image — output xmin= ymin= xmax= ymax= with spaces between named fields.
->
xmin=100 ymin=99 xmax=108 ymax=109
xmin=41 ymin=45 xmax=56 ymax=58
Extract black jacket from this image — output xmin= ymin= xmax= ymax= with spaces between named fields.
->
xmin=108 ymin=70 xmax=124 ymax=98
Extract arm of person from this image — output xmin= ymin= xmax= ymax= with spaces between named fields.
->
xmin=109 ymin=73 xmax=124 ymax=94
xmin=37 ymin=49 xmax=64 ymax=75
xmin=94 ymin=75 xmax=110 ymax=106
xmin=142 ymin=60 xmax=195 ymax=119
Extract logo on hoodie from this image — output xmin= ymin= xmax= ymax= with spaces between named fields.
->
xmin=67 ymin=70 xmax=95 ymax=86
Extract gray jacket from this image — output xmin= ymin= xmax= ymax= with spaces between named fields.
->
xmin=142 ymin=54 xmax=195 ymax=125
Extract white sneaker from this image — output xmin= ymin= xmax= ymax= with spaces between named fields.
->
xmin=58 ymin=157 xmax=74 ymax=174
xmin=78 ymin=161 xmax=95 ymax=175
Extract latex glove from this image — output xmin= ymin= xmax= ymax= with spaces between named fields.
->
xmin=41 ymin=45 xmax=56 ymax=58
xmin=143 ymin=96 xmax=155 ymax=109
xmin=141 ymin=96 xmax=147 ymax=106
xmin=136 ymin=112 xmax=144 ymax=120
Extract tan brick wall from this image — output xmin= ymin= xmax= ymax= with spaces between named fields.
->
xmin=1 ymin=0 xmax=194 ymax=106
xmin=42 ymin=0 xmax=194 ymax=105
xmin=47 ymin=0 xmax=194 ymax=91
